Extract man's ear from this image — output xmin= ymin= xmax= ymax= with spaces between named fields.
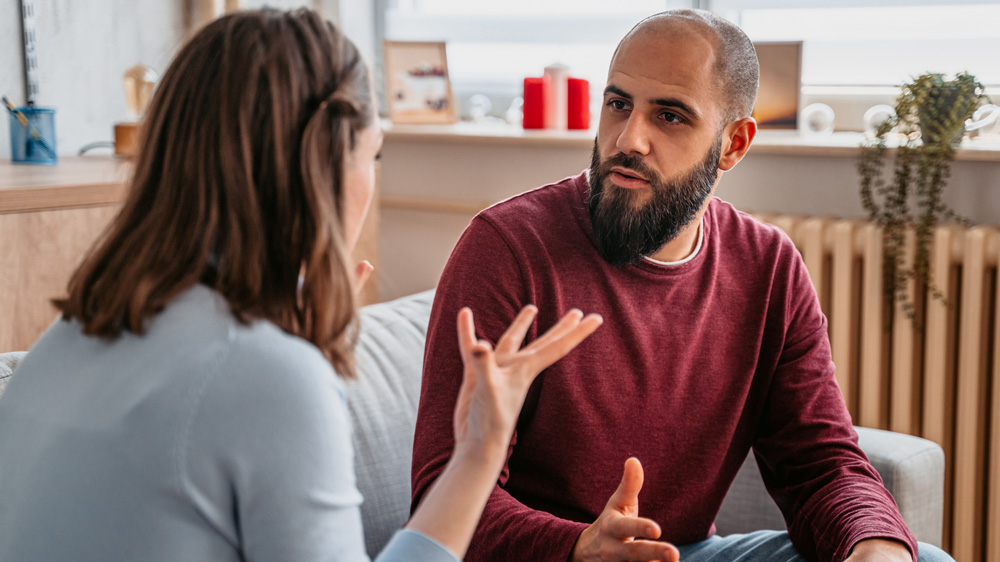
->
xmin=718 ymin=117 xmax=757 ymax=172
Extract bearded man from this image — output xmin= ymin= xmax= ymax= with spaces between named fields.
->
xmin=411 ymin=9 xmax=952 ymax=562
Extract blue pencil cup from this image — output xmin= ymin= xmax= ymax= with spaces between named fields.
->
xmin=8 ymin=106 xmax=57 ymax=165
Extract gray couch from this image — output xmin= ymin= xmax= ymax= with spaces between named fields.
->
xmin=0 ymin=290 xmax=945 ymax=559
xmin=344 ymin=290 xmax=945 ymax=557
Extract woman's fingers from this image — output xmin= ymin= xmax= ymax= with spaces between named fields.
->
xmin=494 ymin=305 xmax=538 ymax=357
xmin=523 ymin=313 xmax=602 ymax=373
xmin=352 ymin=260 xmax=374 ymax=296
xmin=456 ymin=307 xmax=478 ymax=362
xmin=458 ymin=306 xmax=602 ymax=385
xmin=524 ymin=308 xmax=585 ymax=352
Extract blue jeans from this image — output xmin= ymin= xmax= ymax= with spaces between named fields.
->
xmin=677 ymin=531 xmax=954 ymax=561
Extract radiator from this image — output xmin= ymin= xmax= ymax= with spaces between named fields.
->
xmin=753 ymin=214 xmax=1000 ymax=562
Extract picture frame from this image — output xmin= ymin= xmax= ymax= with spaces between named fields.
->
xmin=752 ymin=41 xmax=802 ymax=130
xmin=382 ymin=40 xmax=458 ymax=125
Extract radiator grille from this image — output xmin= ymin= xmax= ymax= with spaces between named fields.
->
xmin=754 ymin=214 xmax=1000 ymax=561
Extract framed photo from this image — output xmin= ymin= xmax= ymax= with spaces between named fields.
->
xmin=382 ymin=40 xmax=458 ymax=124
xmin=752 ymin=42 xmax=802 ymax=129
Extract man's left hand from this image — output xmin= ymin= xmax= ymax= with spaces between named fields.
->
xmin=844 ymin=538 xmax=913 ymax=562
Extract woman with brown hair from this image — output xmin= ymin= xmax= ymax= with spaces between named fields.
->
xmin=0 ymin=9 xmax=601 ymax=562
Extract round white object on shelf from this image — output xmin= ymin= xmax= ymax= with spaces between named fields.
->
xmin=801 ymin=103 xmax=835 ymax=135
xmin=863 ymin=104 xmax=897 ymax=136
xmin=966 ymin=104 xmax=1000 ymax=133
xmin=504 ymin=96 xmax=524 ymax=125
xmin=467 ymin=94 xmax=493 ymax=122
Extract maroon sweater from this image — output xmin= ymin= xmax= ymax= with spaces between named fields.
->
xmin=411 ymin=173 xmax=916 ymax=562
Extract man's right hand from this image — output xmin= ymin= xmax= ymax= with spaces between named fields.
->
xmin=572 ymin=458 xmax=681 ymax=562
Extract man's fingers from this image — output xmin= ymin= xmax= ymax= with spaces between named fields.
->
xmin=604 ymin=514 xmax=661 ymax=540
xmin=620 ymin=539 xmax=680 ymax=562
xmin=495 ymin=305 xmax=538 ymax=356
xmin=524 ymin=313 xmax=603 ymax=373
xmin=608 ymin=457 xmax=644 ymax=514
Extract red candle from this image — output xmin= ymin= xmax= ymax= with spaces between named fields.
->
xmin=567 ymin=77 xmax=590 ymax=130
xmin=522 ymin=76 xmax=547 ymax=129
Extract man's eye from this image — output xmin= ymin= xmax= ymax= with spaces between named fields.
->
xmin=608 ymin=100 xmax=628 ymax=111
xmin=661 ymin=112 xmax=683 ymax=123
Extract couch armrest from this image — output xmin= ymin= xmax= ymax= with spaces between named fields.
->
xmin=715 ymin=426 xmax=944 ymax=547
xmin=855 ymin=426 xmax=944 ymax=547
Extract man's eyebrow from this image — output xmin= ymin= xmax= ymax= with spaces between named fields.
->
xmin=603 ymin=85 xmax=633 ymax=100
xmin=604 ymin=85 xmax=700 ymax=120
xmin=652 ymin=97 xmax=700 ymax=120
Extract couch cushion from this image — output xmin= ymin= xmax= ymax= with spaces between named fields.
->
xmin=346 ymin=290 xmax=435 ymax=558
xmin=0 ymin=352 xmax=28 ymax=397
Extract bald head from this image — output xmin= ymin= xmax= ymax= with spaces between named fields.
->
xmin=614 ymin=9 xmax=759 ymax=124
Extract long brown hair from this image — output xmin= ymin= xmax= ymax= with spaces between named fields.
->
xmin=56 ymin=9 xmax=373 ymax=378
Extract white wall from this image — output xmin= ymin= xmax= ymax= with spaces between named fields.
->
xmin=0 ymin=3 xmax=24 ymax=156
xmin=0 ymin=0 xmax=373 ymax=160
xmin=1 ymin=0 xmax=185 ymax=159
xmin=376 ymin=139 xmax=591 ymax=300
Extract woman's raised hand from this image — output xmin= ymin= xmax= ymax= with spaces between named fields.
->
xmin=452 ymin=306 xmax=603 ymax=459
xmin=406 ymin=306 xmax=602 ymax=557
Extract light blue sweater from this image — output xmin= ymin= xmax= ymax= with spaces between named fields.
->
xmin=0 ymin=285 xmax=456 ymax=562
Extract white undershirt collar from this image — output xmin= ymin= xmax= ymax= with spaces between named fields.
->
xmin=643 ymin=217 xmax=705 ymax=267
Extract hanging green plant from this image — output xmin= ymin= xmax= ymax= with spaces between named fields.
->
xmin=858 ymin=72 xmax=987 ymax=327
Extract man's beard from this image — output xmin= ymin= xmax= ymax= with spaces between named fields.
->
xmin=587 ymin=138 xmax=721 ymax=267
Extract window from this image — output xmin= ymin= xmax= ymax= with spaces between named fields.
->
xmin=377 ymin=1 xmax=1000 ymax=127
xmin=728 ymin=2 xmax=1000 ymax=87
xmin=381 ymin=0 xmax=689 ymax=118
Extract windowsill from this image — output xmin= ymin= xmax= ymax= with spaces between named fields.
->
xmin=381 ymin=119 xmax=597 ymax=148
xmin=381 ymin=119 xmax=1000 ymax=162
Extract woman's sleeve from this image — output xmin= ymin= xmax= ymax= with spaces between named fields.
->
xmin=376 ymin=530 xmax=460 ymax=562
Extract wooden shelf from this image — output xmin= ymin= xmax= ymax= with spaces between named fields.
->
xmin=0 ymin=156 xmax=131 ymax=214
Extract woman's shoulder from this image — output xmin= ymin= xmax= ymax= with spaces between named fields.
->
xmin=179 ymin=286 xmax=347 ymax=408
xmin=173 ymin=285 xmax=341 ymax=379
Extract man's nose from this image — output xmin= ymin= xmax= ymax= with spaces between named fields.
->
xmin=616 ymin=114 xmax=651 ymax=156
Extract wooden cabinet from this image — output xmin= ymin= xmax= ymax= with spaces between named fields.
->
xmin=0 ymin=157 xmax=129 ymax=351
xmin=0 ymin=157 xmax=378 ymax=352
